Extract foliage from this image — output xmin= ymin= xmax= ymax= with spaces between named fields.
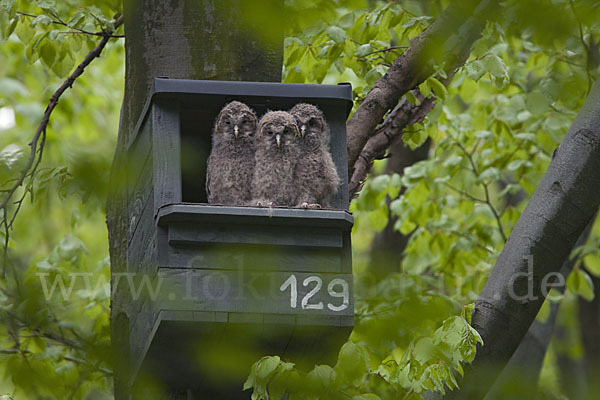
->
xmin=0 ymin=0 xmax=599 ymax=399
xmin=0 ymin=0 xmax=122 ymax=398
xmin=246 ymin=0 xmax=600 ymax=398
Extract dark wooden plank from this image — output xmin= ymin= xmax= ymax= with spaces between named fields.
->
xmin=127 ymin=117 xmax=153 ymax=200
xmin=152 ymin=99 xmax=182 ymax=214
xmin=129 ymin=297 xmax=159 ymax=383
xmin=127 ymin=195 xmax=155 ymax=270
xmin=165 ymin=244 xmax=343 ymax=273
xmin=168 ymin=222 xmax=343 ymax=248
xmin=325 ymin=107 xmax=350 ymax=209
xmin=156 ymin=268 xmax=354 ymax=317
xmin=157 ymin=204 xmax=354 ymax=229
xmin=127 ymin=182 xmax=153 ymax=246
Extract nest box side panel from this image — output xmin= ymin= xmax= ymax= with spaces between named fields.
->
xmin=326 ymin=107 xmax=351 ymax=209
xmin=152 ymin=98 xmax=182 ymax=215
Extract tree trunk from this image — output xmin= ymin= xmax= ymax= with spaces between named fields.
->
xmin=424 ymin=223 xmax=592 ymax=400
xmin=106 ymin=1 xmax=283 ymax=397
xmin=445 ymin=79 xmax=600 ymax=399
xmin=485 ymin=218 xmax=594 ymax=399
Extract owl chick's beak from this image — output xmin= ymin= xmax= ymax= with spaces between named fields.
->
xmin=276 ymin=134 xmax=281 ymax=148
xmin=300 ymin=125 xmax=306 ymax=138
xmin=234 ymin=125 xmax=239 ymax=138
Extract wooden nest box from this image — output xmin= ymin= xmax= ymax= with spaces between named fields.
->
xmin=119 ymin=78 xmax=354 ymax=396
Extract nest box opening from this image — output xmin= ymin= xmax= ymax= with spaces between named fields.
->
xmin=130 ymin=78 xmax=354 ymax=210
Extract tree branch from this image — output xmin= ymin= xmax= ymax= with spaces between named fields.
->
xmin=348 ymin=93 xmax=436 ymax=198
xmin=346 ymin=0 xmax=500 ymax=185
xmin=0 ymin=15 xmax=124 ymax=278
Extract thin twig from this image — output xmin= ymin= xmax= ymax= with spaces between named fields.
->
xmin=1 ymin=207 xmax=7 ymax=279
xmin=64 ymin=356 xmax=113 ymax=376
xmin=0 ymin=15 xmax=124 ymax=277
xmin=454 ymin=141 xmax=508 ymax=242
xmin=17 ymin=11 xmax=124 ymax=38
xmin=359 ymin=45 xmax=408 ymax=58
xmin=444 ymin=182 xmax=486 ymax=204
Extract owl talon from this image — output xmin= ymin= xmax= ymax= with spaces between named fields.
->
xmin=299 ymin=202 xmax=321 ymax=209
xmin=256 ymin=200 xmax=273 ymax=208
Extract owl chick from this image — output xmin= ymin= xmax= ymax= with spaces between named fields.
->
xmin=251 ymin=111 xmax=300 ymax=207
xmin=289 ymin=103 xmax=340 ymax=208
xmin=206 ymin=101 xmax=257 ymax=205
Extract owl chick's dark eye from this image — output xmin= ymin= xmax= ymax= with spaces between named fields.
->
xmin=225 ymin=120 xmax=231 ymax=125
xmin=309 ymin=118 xmax=317 ymax=127
xmin=267 ymin=130 xmax=274 ymax=136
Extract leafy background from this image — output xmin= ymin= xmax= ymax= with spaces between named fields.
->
xmin=1 ymin=0 xmax=599 ymax=398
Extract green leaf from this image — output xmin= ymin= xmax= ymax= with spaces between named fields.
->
xmin=255 ymin=356 xmax=280 ymax=380
xmin=326 ymin=26 xmax=346 ymax=44
xmin=567 ymin=269 xmax=595 ymax=301
xmin=584 ymin=254 xmax=600 ymax=277
xmin=413 ymin=337 xmax=436 ymax=364
xmin=51 ymin=53 xmax=74 ymax=77
xmin=307 ymin=365 xmax=336 ymax=392
xmin=507 ymin=159 xmax=524 ymax=171
xmin=365 ymin=65 xmax=386 ymax=86
xmin=0 ymin=0 xmax=16 ymax=11
xmin=40 ymin=41 xmax=57 ymax=67
xmin=67 ymin=11 xmax=86 ymax=28
xmin=419 ymin=79 xmax=431 ymax=97
xmin=368 ymin=206 xmax=389 ymax=232
xmin=0 ymin=15 xmax=17 ymax=42
xmin=483 ymin=54 xmax=508 ymax=79
xmin=35 ymin=0 xmax=56 ymax=7
xmin=405 ymin=90 xmax=418 ymax=104
xmin=31 ymin=14 xmax=52 ymax=27
xmin=15 ymin=18 xmax=35 ymax=44
xmin=525 ymin=92 xmax=550 ymax=116
xmin=355 ymin=44 xmax=372 ymax=58
xmin=403 ymin=125 xmax=428 ymax=150
xmin=427 ymin=77 xmax=447 ymax=100
xmin=536 ymin=299 xmax=550 ymax=323
xmin=339 ymin=12 xmax=355 ymax=29
xmin=335 ymin=341 xmax=370 ymax=384
xmin=465 ymin=59 xmax=485 ymax=81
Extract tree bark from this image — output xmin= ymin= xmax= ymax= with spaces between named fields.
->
xmin=106 ymin=1 xmax=283 ymax=397
xmin=444 ymin=79 xmax=600 ymax=399
xmin=485 ymin=219 xmax=593 ymax=399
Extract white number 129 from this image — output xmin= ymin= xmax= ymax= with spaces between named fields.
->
xmin=279 ymin=275 xmax=349 ymax=312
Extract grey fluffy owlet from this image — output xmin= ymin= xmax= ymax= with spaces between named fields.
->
xmin=289 ymin=103 xmax=340 ymax=208
xmin=251 ymin=111 xmax=300 ymax=207
xmin=206 ymin=101 xmax=258 ymax=205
